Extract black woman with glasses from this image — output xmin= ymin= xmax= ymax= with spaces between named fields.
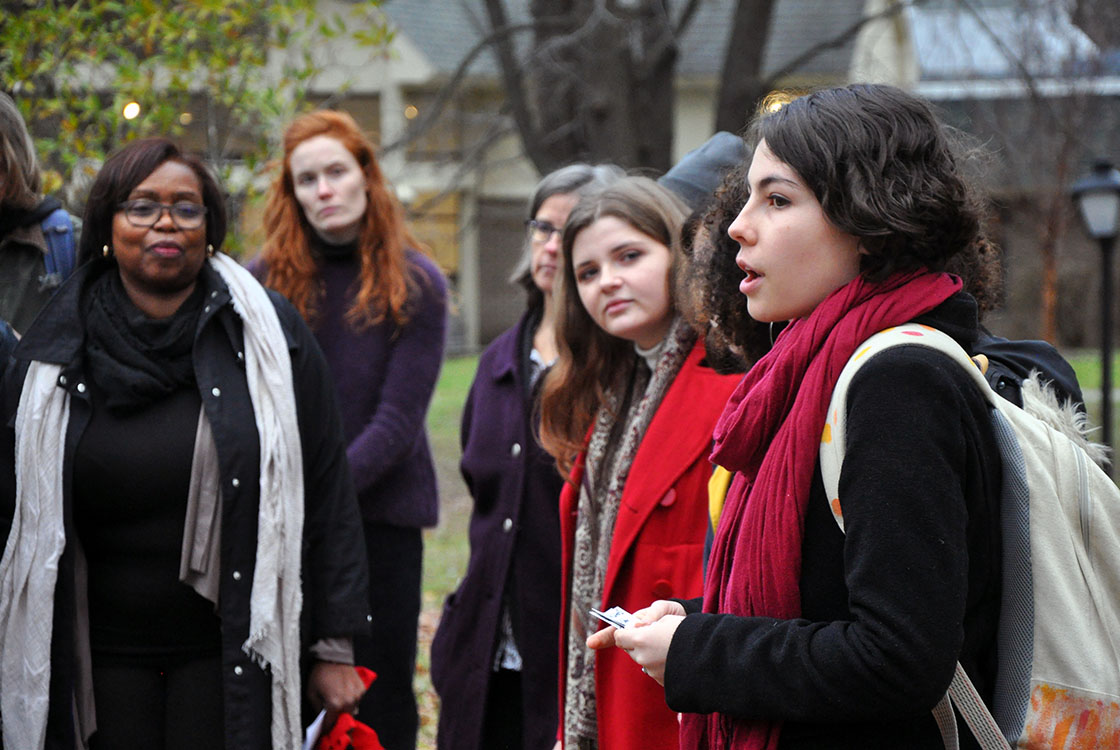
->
xmin=0 ymin=137 xmax=371 ymax=750
xmin=431 ymin=163 xmax=620 ymax=750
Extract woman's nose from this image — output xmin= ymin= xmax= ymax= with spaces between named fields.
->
xmin=543 ymin=232 xmax=561 ymax=256
xmin=152 ymin=206 xmax=177 ymax=230
xmin=599 ymin=266 xmax=621 ymax=290
xmin=317 ymin=176 xmax=334 ymax=197
xmin=728 ymin=204 xmax=755 ymax=247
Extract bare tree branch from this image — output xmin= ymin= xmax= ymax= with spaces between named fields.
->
xmin=380 ymin=11 xmax=570 ymax=154
xmin=763 ymin=0 xmax=927 ymax=87
xmin=955 ymin=0 xmax=1053 ymax=123
xmin=482 ymin=0 xmax=558 ymax=170
xmin=406 ymin=109 xmax=516 ymax=216
xmin=673 ymin=0 xmax=703 ymax=37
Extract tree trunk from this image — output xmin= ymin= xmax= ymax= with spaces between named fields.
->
xmin=714 ymin=0 xmax=778 ymax=134
xmin=523 ymin=0 xmax=678 ymax=172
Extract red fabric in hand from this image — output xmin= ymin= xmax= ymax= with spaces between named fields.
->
xmin=318 ymin=667 xmax=384 ymax=750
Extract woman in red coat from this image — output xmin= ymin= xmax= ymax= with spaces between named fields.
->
xmin=539 ymin=177 xmax=740 ymax=750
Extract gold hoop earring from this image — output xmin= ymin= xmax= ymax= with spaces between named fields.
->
xmin=206 ymin=244 xmax=215 ymax=258
xmin=102 ymin=244 xmax=111 ymax=258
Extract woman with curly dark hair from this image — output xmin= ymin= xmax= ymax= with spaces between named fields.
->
xmin=589 ymin=83 xmax=1011 ymax=749
xmin=675 ymin=160 xmax=772 ymax=376
xmin=254 ymin=110 xmax=447 ymax=750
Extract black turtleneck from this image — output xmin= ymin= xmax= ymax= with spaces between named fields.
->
xmin=310 ymin=233 xmax=359 ymax=261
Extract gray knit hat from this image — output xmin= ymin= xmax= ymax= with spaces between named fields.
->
xmin=658 ymin=131 xmax=749 ymax=211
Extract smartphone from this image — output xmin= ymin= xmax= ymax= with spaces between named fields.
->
xmin=589 ymin=606 xmax=635 ymax=629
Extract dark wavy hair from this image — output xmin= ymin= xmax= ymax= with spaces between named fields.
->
xmin=538 ymin=176 xmax=689 ymax=475
xmin=751 ymin=84 xmax=996 ymax=287
xmin=78 ymin=138 xmax=228 ymax=267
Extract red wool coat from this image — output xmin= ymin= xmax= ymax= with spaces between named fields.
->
xmin=557 ymin=341 xmax=740 ymax=750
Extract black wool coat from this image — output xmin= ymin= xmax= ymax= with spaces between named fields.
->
xmin=666 ymin=295 xmax=1004 ymax=749
xmin=0 ymin=262 xmax=370 ymax=750
xmin=430 ymin=309 xmax=564 ymax=750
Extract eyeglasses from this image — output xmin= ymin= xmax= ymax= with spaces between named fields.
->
xmin=118 ymin=200 xmax=208 ymax=230
xmin=526 ymin=218 xmax=562 ymax=244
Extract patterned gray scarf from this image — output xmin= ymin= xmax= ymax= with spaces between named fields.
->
xmin=563 ymin=316 xmax=696 ymax=747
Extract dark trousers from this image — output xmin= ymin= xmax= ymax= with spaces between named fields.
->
xmin=481 ymin=668 xmax=524 ymax=750
xmin=89 ymin=655 xmax=224 ymax=750
xmin=353 ymin=522 xmax=423 ymax=750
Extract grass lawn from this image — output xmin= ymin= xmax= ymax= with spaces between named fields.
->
xmin=1065 ymin=349 xmax=1117 ymax=391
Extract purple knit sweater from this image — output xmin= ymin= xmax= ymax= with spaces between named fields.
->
xmin=251 ymin=247 xmax=448 ymax=527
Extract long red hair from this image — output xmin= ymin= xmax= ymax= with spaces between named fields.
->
xmin=262 ymin=110 xmax=425 ymax=327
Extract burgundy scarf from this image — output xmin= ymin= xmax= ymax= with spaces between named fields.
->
xmin=679 ymin=270 xmax=962 ymax=750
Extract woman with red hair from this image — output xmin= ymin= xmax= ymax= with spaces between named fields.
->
xmin=255 ymin=110 xmax=447 ymax=750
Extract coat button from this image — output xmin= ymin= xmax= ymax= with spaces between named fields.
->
xmin=58 ymin=375 xmax=67 ymax=386
xmin=237 ymin=351 xmax=244 ymax=362
xmin=233 ymin=666 xmax=243 ymax=676
xmin=231 ymin=477 xmax=240 ymax=488
xmin=211 ymin=387 xmax=221 ymax=397
xmin=659 ymin=488 xmax=678 ymax=507
xmin=210 ymin=290 xmax=218 ymax=299
xmin=203 ymin=305 xmax=211 ymax=314
xmin=510 ymin=442 xmax=522 ymax=457
xmin=502 ymin=518 xmax=513 ymax=532
xmin=232 ymin=570 xmax=242 ymax=581
xmin=652 ymin=579 xmax=673 ymax=599
xmin=76 ymin=383 xmax=86 ymax=393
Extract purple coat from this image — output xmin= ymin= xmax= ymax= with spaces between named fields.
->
xmin=430 ymin=309 xmax=564 ymax=750
xmin=250 ymin=249 xmax=447 ymax=527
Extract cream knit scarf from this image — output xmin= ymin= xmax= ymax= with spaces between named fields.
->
xmin=0 ymin=253 xmax=306 ymax=750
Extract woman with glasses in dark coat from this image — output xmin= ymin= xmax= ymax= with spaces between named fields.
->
xmin=0 ymin=137 xmax=369 ymax=750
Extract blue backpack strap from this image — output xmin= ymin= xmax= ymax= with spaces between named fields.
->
xmin=40 ymin=207 xmax=77 ymax=282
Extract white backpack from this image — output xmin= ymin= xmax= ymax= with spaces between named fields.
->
xmin=819 ymin=324 xmax=1120 ymax=750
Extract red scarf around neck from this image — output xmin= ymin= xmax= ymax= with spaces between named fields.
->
xmin=679 ymin=270 xmax=962 ymax=750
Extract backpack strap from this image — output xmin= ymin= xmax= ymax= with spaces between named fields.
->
xmin=820 ymin=324 xmax=997 ymax=519
xmin=819 ymin=323 xmax=1013 ymax=750
xmin=39 ymin=208 xmax=77 ymax=285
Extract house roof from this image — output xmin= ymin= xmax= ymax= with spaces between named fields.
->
xmin=906 ymin=1 xmax=1099 ymax=81
xmin=381 ymin=0 xmax=866 ymax=83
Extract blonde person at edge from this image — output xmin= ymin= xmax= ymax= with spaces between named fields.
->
xmin=538 ymin=176 xmax=740 ymax=750
xmin=253 ymin=110 xmax=447 ymax=750
xmin=589 ymin=83 xmax=1006 ymax=749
